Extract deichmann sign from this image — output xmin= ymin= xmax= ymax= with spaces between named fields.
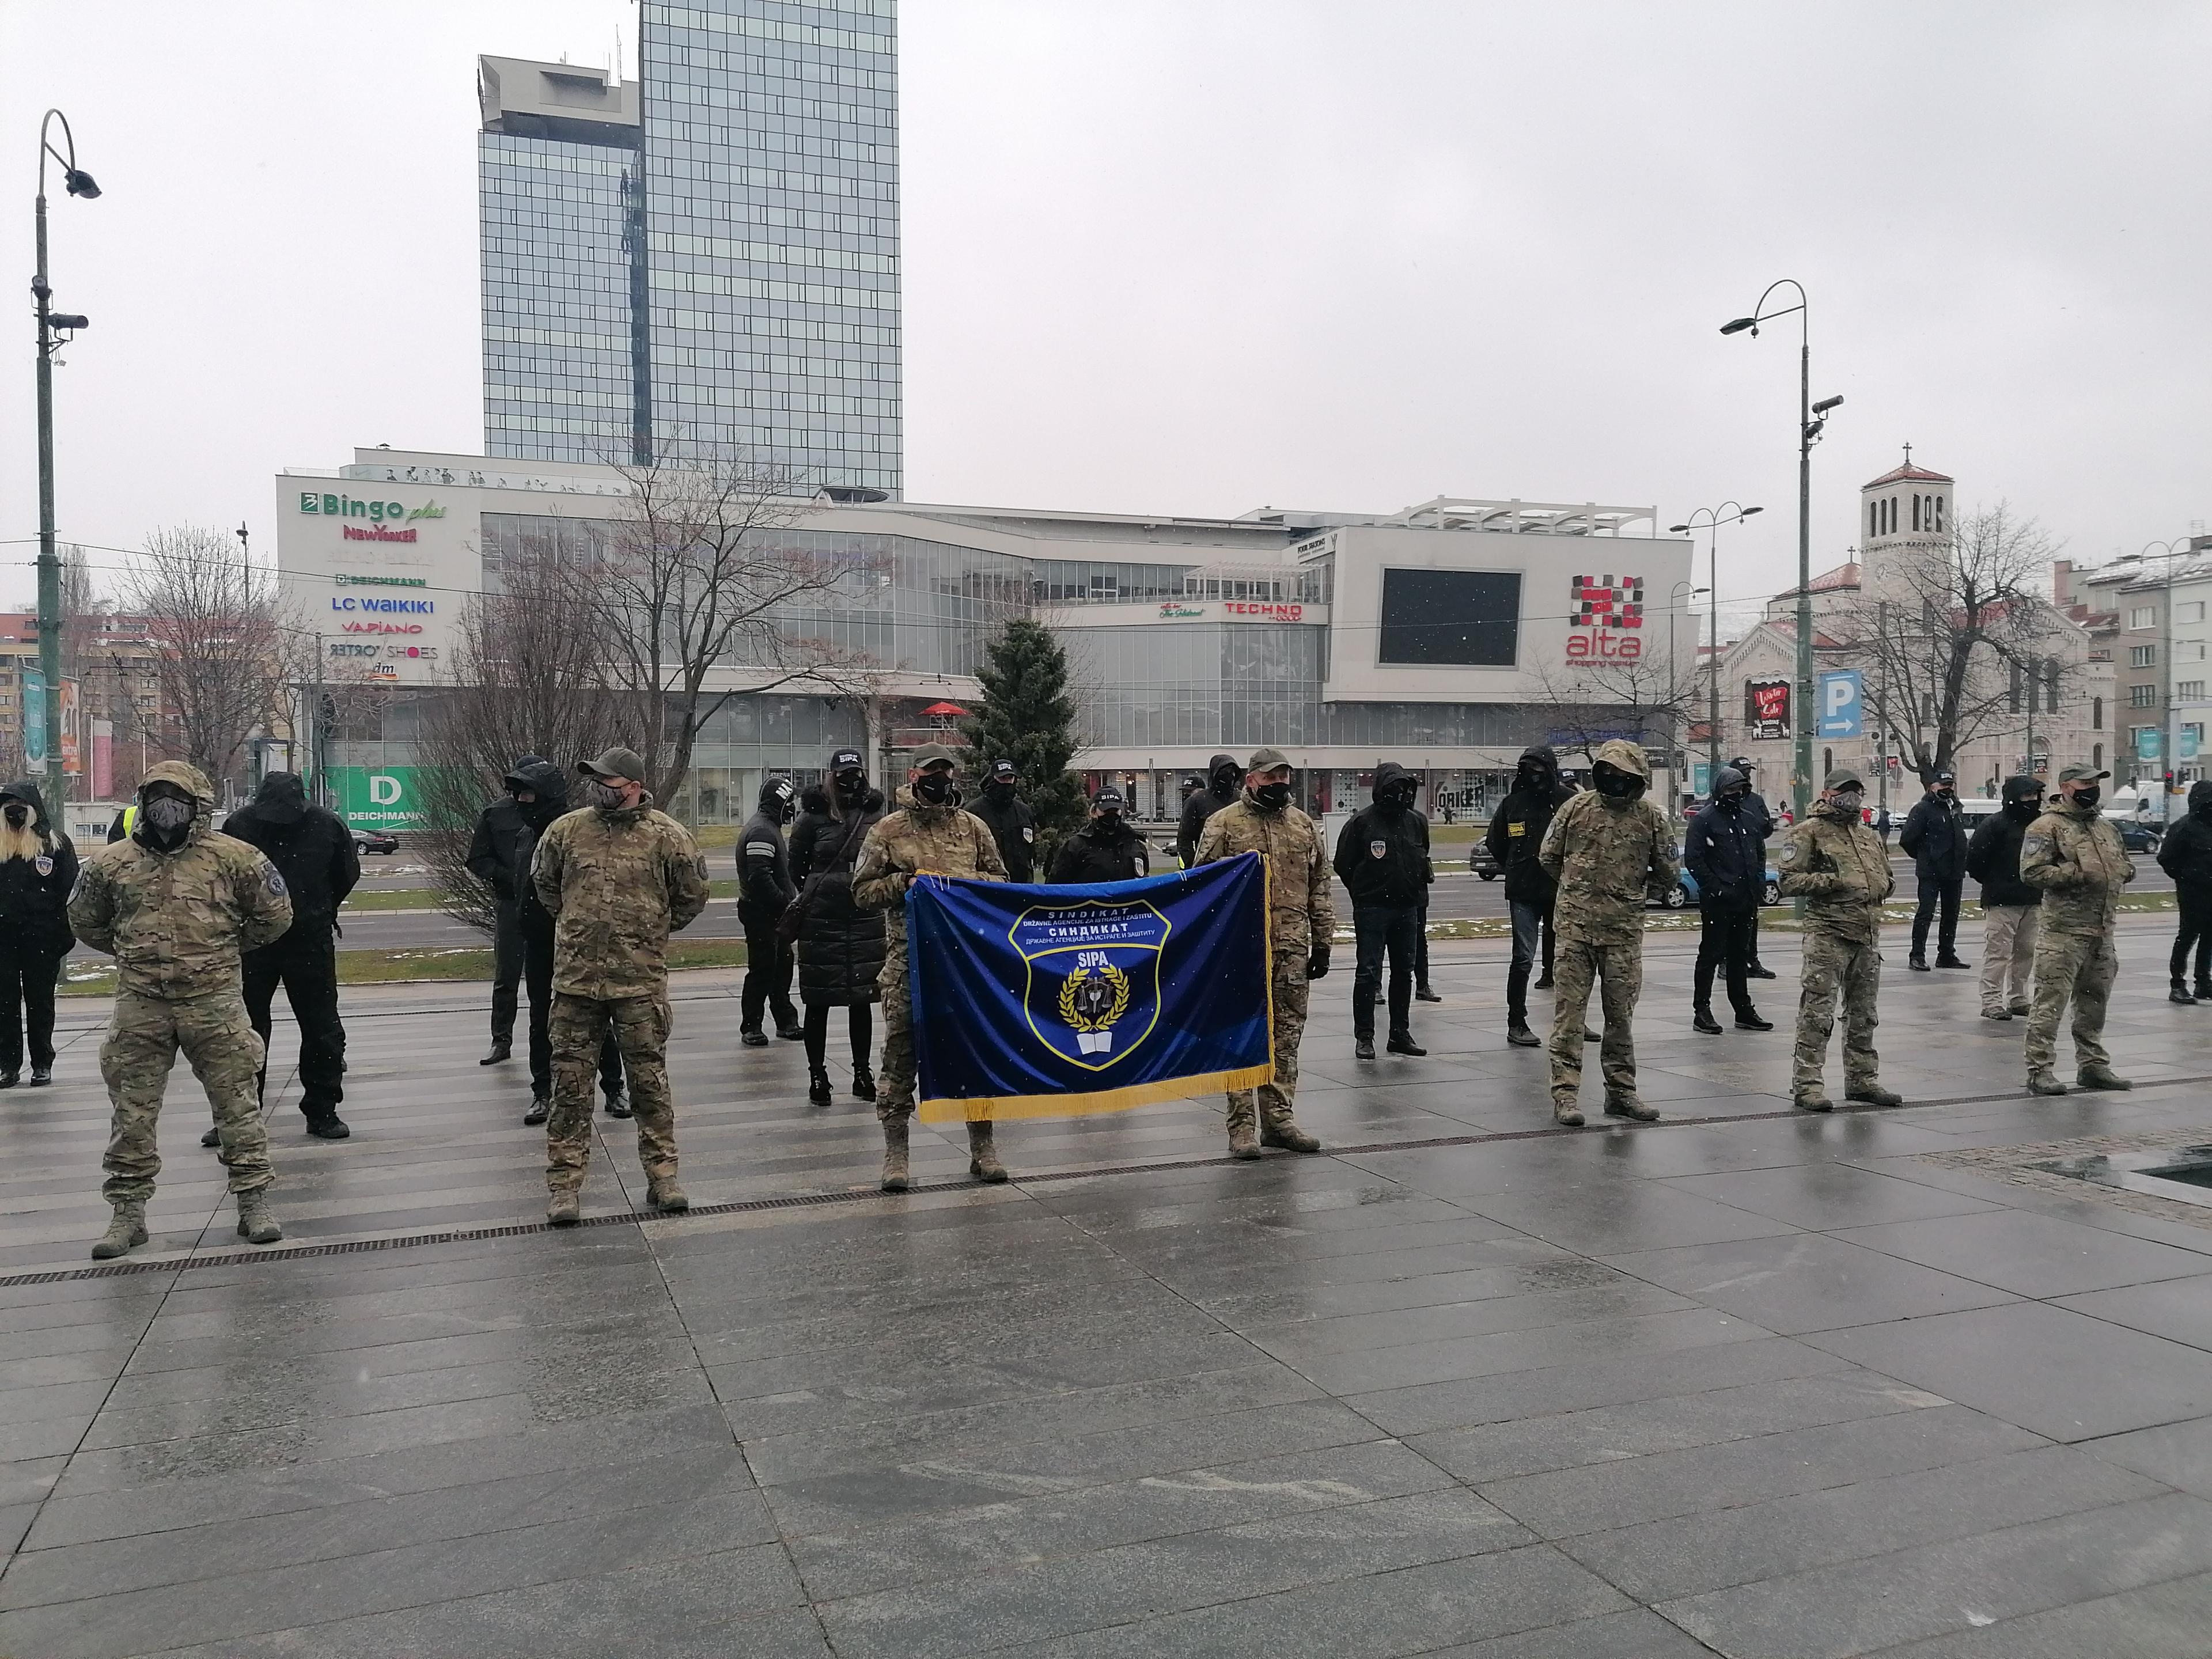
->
xmin=334 ymin=573 xmax=427 ymax=588
xmin=327 ymin=765 xmax=425 ymax=828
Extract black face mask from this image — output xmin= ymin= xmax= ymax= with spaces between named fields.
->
xmin=2194 ymin=800 xmax=2212 ymax=821
xmin=986 ymin=780 xmax=1015 ymax=800
xmin=913 ymin=772 xmax=953 ymax=805
xmin=2 ymin=805 xmax=25 ymax=830
xmin=1213 ymin=768 xmax=1241 ymax=793
xmin=2005 ymin=798 xmax=2039 ymax=821
xmin=834 ymin=771 xmax=866 ymax=799
xmin=1255 ymin=781 xmax=1291 ymax=810
xmin=1717 ymin=791 xmax=1744 ymax=814
xmin=1592 ymin=767 xmax=1642 ymax=801
xmin=2070 ymin=786 xmax=2100 ymax=810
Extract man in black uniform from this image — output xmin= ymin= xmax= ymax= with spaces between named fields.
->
xmin=467 ymin=755 xmax=544 ymax=1065
xmin=1049 ymin=785 xmax=1150 ymax=882
xmin=968 ymin=759 xmax=1038 ymax=883
xmin=2156 ymin=780 xmax=2212 ymax=1002
xmin=1177 ymin=753 xmax=1242 ymax=869
xmin=1728 ymin=757 xmax=1779 ymax=979
xmin=218 ymin=772 xmax=359 ymax=1139
xmin=737 ymin=775 xmax=802 ymax=1045
xmin=1902 ymin=769 xmax=1971 ymax=971
xmin=1333 ymin=762 xmax=1430 ymax=1059
xmin=1684 ymin=766 xmax=1774 ymax=1035
xmin=1486 ymin=744 xmax=1574 ymax=1046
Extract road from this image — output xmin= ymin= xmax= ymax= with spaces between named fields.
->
xmin=175 ymin=846 xmax=2176 ymax=954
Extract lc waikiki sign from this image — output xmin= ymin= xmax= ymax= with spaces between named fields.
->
xmin=298 ymin=491 xmax=446 ymax=545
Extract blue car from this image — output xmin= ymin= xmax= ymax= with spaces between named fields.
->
xmin=1656 ymin=846 xmax=1782 ymax=911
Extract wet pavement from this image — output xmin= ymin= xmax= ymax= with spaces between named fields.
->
xmin=5 ymin=916 xmax=2212 ymax=1654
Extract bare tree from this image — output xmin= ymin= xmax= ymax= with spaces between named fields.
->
xmin=124 ymin=525 xmax=290 ymax=792
xmin=1526 ymin=641 xmax=1704 ymax=772
xmin=1847 ymin=504 xmax=2071 ymax=786
xmin=414 ymin=559 xmax=632 ymax=931
xmin=594 ymin=446 xmax=884 ymax=804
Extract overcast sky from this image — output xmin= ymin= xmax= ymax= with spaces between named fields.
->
xmin=2 ymin=1 xmax=2207 ymax=627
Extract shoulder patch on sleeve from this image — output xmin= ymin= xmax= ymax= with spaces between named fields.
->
xmin=2021 ymin=834 xmax=2050 ymax=861
xmin=266 ymin=868 xmax=289 ymax=897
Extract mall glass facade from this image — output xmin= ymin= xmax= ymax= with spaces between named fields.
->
xmin=480 ymin=132 xmax=645 ymax=465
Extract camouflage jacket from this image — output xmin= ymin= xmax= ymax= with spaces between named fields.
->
xmin=2019 ymin=800 xmax=2134 ymax=935
xmin=1194 ymin=791 xmax=1335 ymax=953
xmin=67 ymin=760 xmax=294 ymax=998
xmin=851 ymin=788 xmax=1008 ymax=969
xmin=531 ymin=794 xmax=710 ymax=998
xmin=1778 ymin=801 xmax=1895 ymax=943
xmin=1537 ymin=743 xmax=1677 ymax=946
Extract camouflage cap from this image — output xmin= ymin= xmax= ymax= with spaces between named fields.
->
xmin=1247 ymin=746 xmax=1291 ymax=772
xmin=2058 ymin=763 xmax=2110 ymax=785
xmin=578 ymin=747 xmax=646 ymax=782
xmin=1823 ymin=767 xmax=1865 ymax=793
xmin=908 ymin=741 xmax=959 ymax=770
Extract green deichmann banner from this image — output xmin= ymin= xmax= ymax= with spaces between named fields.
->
xmin=327 ymin=766 xmax=424 ymax=829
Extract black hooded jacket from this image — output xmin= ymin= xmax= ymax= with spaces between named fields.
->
xmin=220 ymin=771 xmax=360 ymax=934
xmin=1684 ymin=767 xmax=1766 ymax=908
xmin=969 ymin=784 xmax=1039 ymax=884
xmin=789 ymin=781 xmax=888 ymax=1005
xmin=1485 ymin=744 xmax=1573 ymax=907
xmin=2157 ymin=781 xmax=2212 ymax=891
xmin=0 ymin=778 xmax=78 ymax=953
xmin=1332 ymin=762 xmax=1432 ymax=908
xmin=737 ymin=778 xmax=798 ymax=921
xmin=467 ymin=757 xmax=556 ymax=906
xmin=1049 ymin=815 xmax=1150 ymax=885
xmin=1967 ymin=785 xmax=2048 ymax=908
xmin=1901 ymin=789 xmax=1968 ymax=881
xmin=1177 ymin=753 xmax=1242 ymax=869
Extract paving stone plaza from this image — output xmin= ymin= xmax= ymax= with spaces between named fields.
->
xmin=5 ymin=917 xmax=2212 ymax=1656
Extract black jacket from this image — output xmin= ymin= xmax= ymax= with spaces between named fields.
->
xmin=220 ymin=772 xmax=360 ymax=935
xmin=1332 ymin=763 xmax=1431 ymax=908
xmin=0 ymin=778 xmax=77 ymax=954
xmin=737 ymin=799 xmax=798 ymax=921
xmin=1966 ymin=805 xmax=2044 ymax=908
xmin=1900 ymin=792 xmax=1968 ymax=882
xmin=1684 ymin=770 xmax=1766 ymax=908
xmin=1177 ymin=753 xmax=1241 ymax=869
xmin=969 ymin=786 xmax=1039 ymax=884
xmin=2157 ymin=784 xmax=2212 ymax=890
xmin=466 ymin=758 xmax=555 ymax=906
xmin=790 ymin=783 xmax=887 ymax=1005
xmin=1484 ymin=744 xmax=1573 ymax=907
xmin=1049 ymin=817 xmax=1150 ymax=885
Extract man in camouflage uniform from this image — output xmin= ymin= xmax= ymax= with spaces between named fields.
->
xmin=852 ymin=743 xmax=1009 ymax=1190
xmin=1194 ymin=747 xmax=1332 ymax=1159
xmin=2020 ymin=763 xmax=2135 ymax=1094
xmin=1778 ymin=768 xmax=1904 ymax=1112
xmin=68 ymin=762 xmax=294 ymax=1258
xmin=1536 ymin=739 xmax=1677 ymax=1126
xmin=531 ymin=748 xmax=710 ymax=1225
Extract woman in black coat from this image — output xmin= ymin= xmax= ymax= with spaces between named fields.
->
xmin=0 ymin=778 xmax=78 ymax=1087
xmin=789 ymin=762 xmax=887 ymax=1105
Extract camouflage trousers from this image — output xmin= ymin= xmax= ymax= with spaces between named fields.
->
xmin=101 ymin=988 xmax=270 ymax=1206
xmin=546 ymin=992 xmax=677 ymax=1194
xmin=1228 ymin=947 xmax=1312 ymax=1135
xmin=877 ymin=967 xmax=916 ymax=1124
xmin=1547 ymin=937 xmax=1641 ymax=1102
xmin=1794 ymin=931 xmax=1880 ymax=1092
xmin=2024 ymin=930 xmax=2117 ymax=1076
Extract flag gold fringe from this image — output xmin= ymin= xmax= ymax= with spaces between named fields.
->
xmin=916 ymin=1063 xmax=1275 ymax=1124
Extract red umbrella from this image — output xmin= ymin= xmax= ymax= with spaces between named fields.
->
xmin=919 ymin=700 xmax=969 ymax=718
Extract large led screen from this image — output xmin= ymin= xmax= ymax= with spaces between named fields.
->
xmin=1377 ymin=569 xmax=1522 ymax=666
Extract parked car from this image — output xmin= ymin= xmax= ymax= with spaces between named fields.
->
xmin=1655 ymin=845 xmax=1782 ymax=911
xmin=2112 ymin=817 xmax=2163 ymax=854
xmin=353 ymin=829 xmax=400 ymax=855
xmin=1469 ymin=838 xmax=1501 ymax=880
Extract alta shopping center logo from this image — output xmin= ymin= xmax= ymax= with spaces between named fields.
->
xmin=297 ymin=491 xmax=446 ymax=543
xmin=1567 ymin=574 xmax=1644 ymax=659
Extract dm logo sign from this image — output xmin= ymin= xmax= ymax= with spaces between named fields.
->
xmin=1011 ymin=899 xmax=1169 ymax=1071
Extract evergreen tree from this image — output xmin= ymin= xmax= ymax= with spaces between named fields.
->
xmin=959 ymin=618 xmax=1088 ymax=862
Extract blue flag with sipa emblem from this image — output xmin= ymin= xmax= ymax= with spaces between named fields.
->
xmin=908 ymin=851 xmax=1274 ymax=1123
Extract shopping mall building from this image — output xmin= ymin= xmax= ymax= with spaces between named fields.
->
xmin=275 ymin=449 xmax=1692 ymax=827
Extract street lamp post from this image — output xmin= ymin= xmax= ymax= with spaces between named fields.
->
xmin=1668 ymin=503 xmax=1763 ymax=789
xmin=32 ymin=110 xmax=101 ymax=805
xmin=1722 ymin=284 xmax=1842 ymax=824
xmin=1665 ymin=579 xmax=1710 ymax=806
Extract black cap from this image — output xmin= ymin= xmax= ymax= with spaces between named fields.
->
xmin=1093 ymin=785 xmax=1125 ymax=809
xmin=1935 ymin=770 xmax=1956 ymax=784
xmin=830 ymin=748 xmax=863 ymax=772
xmin=989 ymin=759 xmax=1017 ymax=783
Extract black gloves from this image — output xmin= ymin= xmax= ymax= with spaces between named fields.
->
xmin=1308 ymin=944 xmax=1330 ymax=980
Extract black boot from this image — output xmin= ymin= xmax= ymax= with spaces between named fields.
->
xmin=1506 ymin=1018 xmax=1540 ymax=1048
xmin=1415 ymin=986 xmax=1442 ymax=1003
xmin=1734 ymin=1008 xmax=1775 ymax=1032
xmin=1692 ymin=1005 xmax=1722 ymax=1035
xmin=1387 ymin=1031 xmax=1426 ymax=1056
xmin=852 ymin=1066 xmax=877 ymax=1102
xmin=2196 ymin=979 xmax=2212 ymax=1002
xmin=1908 ymin=955 xmax=1930 ymax=972
xmin=741 ymin=1026 xmax=770 ymax=1047
xmin=2172 ymin=981 xmax=2196 ymax=1005
xmin=807 ymin=1069 xmax=833 ymax=1106
xmin=524 ymin=1090 xmax=550 ymax=1127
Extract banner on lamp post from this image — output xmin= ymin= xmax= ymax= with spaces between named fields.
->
xmin=20 ymin=672 xmax=44 ymax=767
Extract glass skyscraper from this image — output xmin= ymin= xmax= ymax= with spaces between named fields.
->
xmin=479 ymin=1 xmax=902 ymax=493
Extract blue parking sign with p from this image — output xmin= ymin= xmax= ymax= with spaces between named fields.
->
xmin=1817 ymin=670 xmax=1864 ymax=738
